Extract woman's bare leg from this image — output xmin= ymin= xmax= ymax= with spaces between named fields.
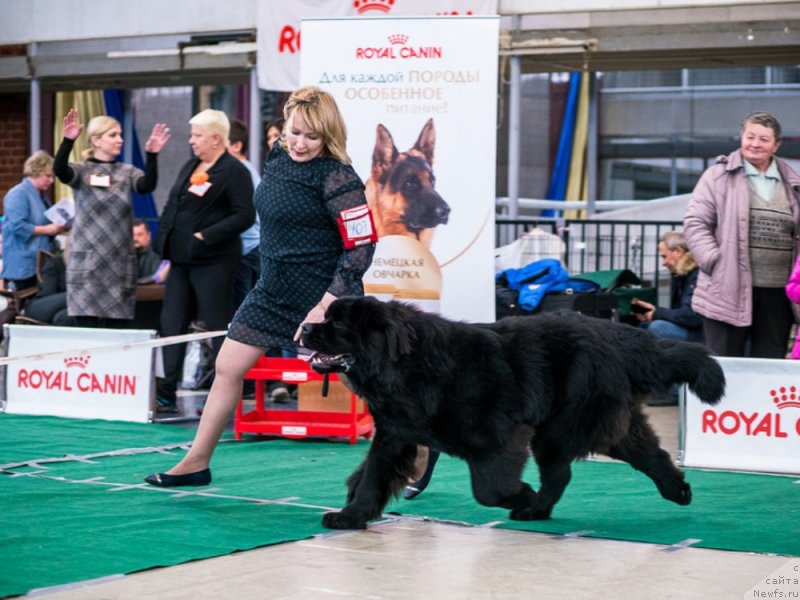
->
xmin=164 ymin=338 xmax=265 ymax=475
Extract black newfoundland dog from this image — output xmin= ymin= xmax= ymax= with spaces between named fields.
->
xmin=300 ymin=296 xmax=725 ymax=530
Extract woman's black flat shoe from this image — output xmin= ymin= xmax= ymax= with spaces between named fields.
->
xmin=403 ymin=449 xmax=440 ymax=500
xmin=144 ymin=468 xmax=211 ymax=487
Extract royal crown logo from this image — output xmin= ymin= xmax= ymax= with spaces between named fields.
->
xmin=388 ymin=34 xmax=409 ymax=45
xmin=353 ymin=0 xmax=394 ymax=14
xmin=769 ymin=386 xmax=800 ymax=409
xmin=64 ymin=354 xmax=90 ymax=369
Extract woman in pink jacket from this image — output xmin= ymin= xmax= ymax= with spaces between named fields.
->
xmin=684 ymin=112 xmax=800 ymax=358
xmin=786 ymin=257 xmax=800 ymax=359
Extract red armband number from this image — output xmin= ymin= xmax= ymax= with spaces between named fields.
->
xmin=336 ymin=205 xmax=378 ymax=249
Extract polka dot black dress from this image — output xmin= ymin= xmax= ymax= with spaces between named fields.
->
xmin=227 ymin=144 xmax=376 ymax=350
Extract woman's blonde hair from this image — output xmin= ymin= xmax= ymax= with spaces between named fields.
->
xmin=282 ymin=86 xmax=350 ymax=164
xmin=23 ymin=150 xmax=54 ymax=177
xmin=82 ymin=115 xmax=121 ymax=160
xmin=189 ymin=109 xmax=230 ymax=142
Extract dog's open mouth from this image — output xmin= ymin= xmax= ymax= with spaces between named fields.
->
xmin=309 ymin=352 xmax=356 ymax=374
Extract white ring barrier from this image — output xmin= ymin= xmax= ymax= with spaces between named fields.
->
xmin=1 ymin=325 xmax=227 ymax=423
xmin=680 ymin=356 xmax=800 ymax=476
xmin=0 ymin=328 xmax=226 ymax=366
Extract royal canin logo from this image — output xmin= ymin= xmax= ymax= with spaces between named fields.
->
xmin=355 ymin=34 xmax=443 ymax=60
xmin=702 ymin=387 xmax=800 ymax=438
xmin=352 ymin=0 xmax=477 ymax=16
xmin=64 ymin=353 xmax=90 ymax=369
xmin=353 ymin=0 xmax=394 ymax=14
xmin=770 ymin=386 xmax=800 ymax=409
xmin=16 ymin=353 xmax=137 ymax=395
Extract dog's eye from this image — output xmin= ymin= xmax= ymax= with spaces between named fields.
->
xmin=403 ymin=178 xmax=420 ymax=192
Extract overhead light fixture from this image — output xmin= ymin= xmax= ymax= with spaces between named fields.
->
xmin=107 ymin=42 xmax=255 ymax=60
xmin=499 ymin=35 xmax=598 ymax=56
xmin=107 ymin=49 xmax=178 ymax=59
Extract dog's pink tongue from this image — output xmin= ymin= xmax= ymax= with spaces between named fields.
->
xmin=300 ymin=351 xmax=318 ymax=362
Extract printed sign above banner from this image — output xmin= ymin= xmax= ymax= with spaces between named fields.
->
xmin=258 ymin=0 xmax=498 ymax=91
xmin=301 ymin=16 xmax=499 ymax=322
xmin=682 ymin=357 xmax=800 ymax=476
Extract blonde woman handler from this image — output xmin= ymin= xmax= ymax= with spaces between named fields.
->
xmin=146 ymin=86 xmax=376 ymax=487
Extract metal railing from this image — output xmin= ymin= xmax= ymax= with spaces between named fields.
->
xmin=495 ymin=218 xmax=684 ymax=306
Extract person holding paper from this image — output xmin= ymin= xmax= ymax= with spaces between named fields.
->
xmin=145 ymin=86 xmax=376 ymax=487
xmin=53 ymin=108 xmax=170 ymax=328
xmin=1 ymin=151 xmax=67 ymax=292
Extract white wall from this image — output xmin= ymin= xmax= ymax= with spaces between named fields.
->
xmin=498 ymin=0 xmax=795 ymax=13
xmin=1 ymin=0 xmax=782 ymax=45
xmin=2 ymin=0 xmax=257 ymax=44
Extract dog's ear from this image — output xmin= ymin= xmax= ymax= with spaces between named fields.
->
xmin=385 ymin=320 xmax=415 ymax=362
xmin=413 ymin=118 xmax=436 ymax=166
xmin=372 ymin=124 xmax=397 ymax=180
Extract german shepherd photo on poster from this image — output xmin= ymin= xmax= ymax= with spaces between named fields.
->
xmin=364 ymin=118 xmax=451 ymax=249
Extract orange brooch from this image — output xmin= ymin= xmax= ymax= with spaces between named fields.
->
xmin=190 ymin=171 xmax=209 ymax=186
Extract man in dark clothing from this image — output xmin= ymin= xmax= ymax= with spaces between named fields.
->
xmin=24 ymin=250 xmax=75 ymax=326
xmin=133 ymin=219 xmax=163 ymax=282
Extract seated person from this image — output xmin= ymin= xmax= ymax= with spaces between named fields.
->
xmin=24 ymin=249 xmax=75 ymax=327
xmin=631 ymin=230 xmax=703 ymax=343
xmin=133 ymin=219 xmax=168 ymax=282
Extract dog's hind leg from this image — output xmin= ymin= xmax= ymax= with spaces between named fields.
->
xmin=523 ymin=441 xmax=573 ymax=520
xmin=467 ymin=425 xmax=538 ymax=517
xmin=322 ymin=431 xmax=417 ymax=530
xmin=606 ymin=409 xmax=692 ymax=506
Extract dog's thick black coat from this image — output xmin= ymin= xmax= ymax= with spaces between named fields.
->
xmin=300 ymin=297 xmax=725 ymax=530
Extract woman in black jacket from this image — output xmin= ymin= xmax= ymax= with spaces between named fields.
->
xmin=154 ymin=109 xmax=255 ymax=412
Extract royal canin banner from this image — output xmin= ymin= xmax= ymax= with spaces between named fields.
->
xmin=682 ymin=357 xmax=800 ymax=475
xmin=3 ymin=325 xmax=156 ymax=423
xmin=257 ymin=0 xmax=498 ymax=91
xmin=301 ymin=16 xmax=499 ymax=322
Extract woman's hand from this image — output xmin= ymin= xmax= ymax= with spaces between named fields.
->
xmin=145 ymin=123 xmax=171 ymax=153
xmin=62 ymin=108 xmax=83 ymax=140
xmin=294 ymin=292 xmax=337 ymax=342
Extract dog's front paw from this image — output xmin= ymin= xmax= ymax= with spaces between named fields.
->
xmin=321 ymin=510 xmax=367 ymax=530
xmin=659 ymin=479 xmax=692 ymax=506
xmin=509 ymin=506 xmax=552 ymax=521
xmin=671 ymin=481 xmax=692 ymax=506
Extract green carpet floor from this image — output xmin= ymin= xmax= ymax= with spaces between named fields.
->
xmin=1 ymin=413 xmax=798 ymax=598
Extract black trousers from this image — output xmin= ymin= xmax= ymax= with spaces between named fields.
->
xmin=4 ymin=276 xmax=37 ymax=291
xmin=702 ymin=287 xmax=793 ymax=359
xmin=73 ymin=316 xmax=131 ymax=329
xmin=157 ymin=258 xmax=238 ymax=400
xmin=233 ymin=248 xmax=260 ymax=311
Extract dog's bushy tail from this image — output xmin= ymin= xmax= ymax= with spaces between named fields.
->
xmin=658 ymin=340 xmax=725 ymax=405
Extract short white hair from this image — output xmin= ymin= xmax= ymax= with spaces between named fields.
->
xmin=189 ymin=109 xmax=230 ymax=141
